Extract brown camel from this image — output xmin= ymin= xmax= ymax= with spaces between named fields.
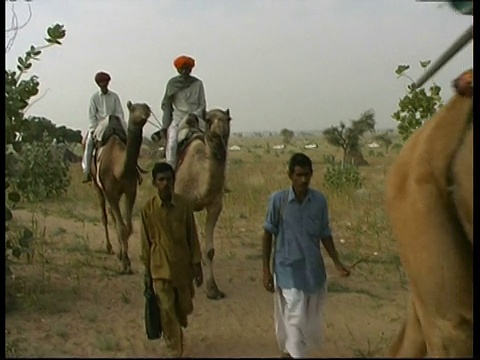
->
xmin=385 ymin=70 xmax=473 ymax=357
xmin=174 ymin=108 xmax=231 ymax=300
xmin=90 ymin=101 xmax=151 ymax=274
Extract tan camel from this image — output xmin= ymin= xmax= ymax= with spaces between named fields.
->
xmin=385 ymin=71 xmax=473 ymax=357
xmin=173 ymin=109 xmax=231 ymax=300
xmin=90 ymin=101 xmax=152 ymax=274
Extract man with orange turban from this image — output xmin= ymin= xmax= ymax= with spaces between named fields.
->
xmin=160 ymin=55 xmax=206 ymax=167
xmin=82 ymin=71 xmax=126 ymax=183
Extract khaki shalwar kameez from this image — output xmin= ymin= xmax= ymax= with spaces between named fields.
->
xmin=140 ymin=193 xmax=202 ymax=356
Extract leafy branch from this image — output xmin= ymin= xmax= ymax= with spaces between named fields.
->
xmin=392 ymin=60 xmax=443 ymax=141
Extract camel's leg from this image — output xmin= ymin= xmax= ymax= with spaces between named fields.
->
xmin=120 ymin=187 xmax=137 ymax=274
xmin=108 ymin=206 xmax=117 ymax=227
xmin=389 ymin=295 xmax=426 ymax=357
xmin=123 ymin=187 xmax=137 ymax=240
xmin=94 ymin=185 xmax=113 ymax=255
xmin=106 ymin=196 xmax=131 ymax=274
xmin=203 ymin=200 xmax=225 ymax=300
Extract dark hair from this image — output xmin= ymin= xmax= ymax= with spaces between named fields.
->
xmin=151 ymin=162 xmax=175 ymax=181
xmin=288 ymin=153 xmax=313 ymax=173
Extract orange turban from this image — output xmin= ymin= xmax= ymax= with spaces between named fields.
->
xmin=94 ymin=71 xmax=111 ymax=84
xmin=173 ymin=55 xmax=195 ymax=70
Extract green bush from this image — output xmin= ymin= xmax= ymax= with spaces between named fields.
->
xmin=323 ymin=155 xmax=362 ymax=192
xmin=12 ymin=135 xmax=71 ymax=202
xmin=5 ymin=23 xmax=67 ymax=277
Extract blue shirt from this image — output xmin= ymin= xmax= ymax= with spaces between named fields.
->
xmin=263 ymin=187 xmax=332 ymax=293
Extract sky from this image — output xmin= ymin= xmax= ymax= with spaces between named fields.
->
xmin=5 ymin=0 xmax=473 ymax=136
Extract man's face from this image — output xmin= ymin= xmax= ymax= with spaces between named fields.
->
xmin=288 ymin=166 xmax=312 ymax=192
xmin=97 ymin=81 xmax=109 ymax=94
xmin=152 ymin=171 xmax=174 ymax=198
xmin=177 ymin=66 xmax=192 ymax=76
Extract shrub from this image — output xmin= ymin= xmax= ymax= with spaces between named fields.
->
xmin=322 ymin=155 xmax=362 ymax=192
xmin=5 ymin=23 xmax=67 ymax=277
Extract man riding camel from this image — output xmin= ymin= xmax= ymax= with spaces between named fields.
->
xmin=160 ymin=55 xmax=207 ymax=168
xmin=82 ymin=71 xmax=127 ymax=183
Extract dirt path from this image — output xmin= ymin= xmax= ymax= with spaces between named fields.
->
xmin=6 ymin=210 xmax=407 ymax=357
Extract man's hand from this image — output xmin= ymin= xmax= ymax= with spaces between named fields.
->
xmin=335 ymin=261 xmax=351 ymax=277
xmin=263 ymin=270 xmax=274 ymax=293
xmin=193 ymin=263 xmax=203 ymax=288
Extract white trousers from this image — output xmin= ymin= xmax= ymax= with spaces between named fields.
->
xmin=81 ymin=131 xmax=94 ymax=174
xmin=274 ymin=285 xmax=327 ymax=358
xmin=165 ymin=122 xmax=179 ymax=167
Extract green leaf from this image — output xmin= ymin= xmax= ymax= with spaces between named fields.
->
xmin=6 ymin=207 xmax=13 ymax=221
xmin=23 ymin=228 xmax=34 ymax=240
xmin=12 ymin=247 xmax=22 ymax=258
xmin=16 ymin=180 xmax=28 ymax=191
xmin=19 ymin=229 xmax=34 ymax=248
xmin=19 ymin=237 xmax=33 ymax=248
xmin=12 ymin=141 xmax=22 ymax=153
xmin=17 ymin=56 xmax=26 ymax=67
xmin=8 ymin=191 xmax=21 ymax=203
xmin=420 ymin=60 xmax=431 ymax=69
xmin=395 ymin=65 xmax=410 ymax=76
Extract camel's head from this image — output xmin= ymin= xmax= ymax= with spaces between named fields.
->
xmin=205 ymin=108 xmax=231 ymax=140
xmin=126 ymin=101 xmax=151 ymax=128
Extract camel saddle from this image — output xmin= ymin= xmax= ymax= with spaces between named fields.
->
xmin=91 ymin=115 xmax=145 ymax=184
xmin=175 ymin=114 xmax=205 ymax=169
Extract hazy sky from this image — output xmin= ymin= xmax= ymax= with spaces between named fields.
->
xmin=5 ymin=0 xmax=473 ymax=135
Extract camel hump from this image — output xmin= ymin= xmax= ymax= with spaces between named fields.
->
xmin=94 ymin=115 xmax=127 ymax=148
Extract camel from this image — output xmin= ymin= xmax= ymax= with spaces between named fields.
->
xmin=173 ymin=109 xmax=232 ymax=300
xmin=90 ymin=101 xmax=151 ymax=274
xmin=385 ymin=70 xmax=473 ymax=357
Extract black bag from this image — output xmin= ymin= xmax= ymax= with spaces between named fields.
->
xmin=144 ymin=276 xmax=162 ymax=340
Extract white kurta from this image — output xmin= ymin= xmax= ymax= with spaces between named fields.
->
xmin=165 ymin=80 xmax=206 ymax=167
xmin=82 ymin=90 xmax=126 ymax=173
xmin=88 ymin=90 xmax=126 ymax=132
xmin=274 ymin=284 xmax=327 ymax=358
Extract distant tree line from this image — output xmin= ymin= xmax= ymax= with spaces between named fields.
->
xmin=18 ymin=116 xmax=83 ymax=144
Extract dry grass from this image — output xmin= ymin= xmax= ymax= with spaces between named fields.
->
xmin=5 ymin=134 xmax=407 ymax=358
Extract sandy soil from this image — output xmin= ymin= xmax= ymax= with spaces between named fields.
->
xmin=6 ymin=209 xmax=407 ymax=358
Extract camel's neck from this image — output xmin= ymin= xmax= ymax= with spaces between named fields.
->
xmin=199 ymin=133 xmax=228 ymax=196
xmin=123 ymin=124 xmax=143 ymax=175
xmin=205 ymin=132 xmax=228 ymax=168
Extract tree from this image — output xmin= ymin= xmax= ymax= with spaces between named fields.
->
xmin=20 ymin=116 xmax=82 ymax=145
xmin=391 ymin=61 xmax=443 ymax=141
xmin=322 ymin=109 xmax=376 ymax=166
xmin=5 ymin=21 xmax=67 ymax=274
xmin=373 ymin=129 xmax=394 ymax=153
xmin=280 ymin=128 xmax=294 ymax=145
